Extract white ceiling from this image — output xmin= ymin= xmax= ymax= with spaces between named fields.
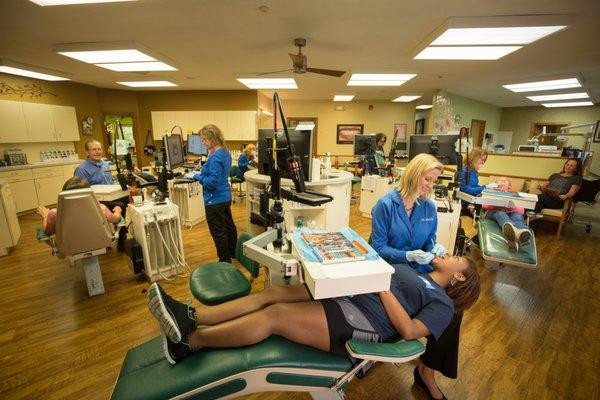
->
xmin=1 ymin=0 xmax=600 ymax=107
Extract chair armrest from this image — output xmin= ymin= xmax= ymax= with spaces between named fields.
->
xmin=345 ymin=339 xmax=425 ymax=363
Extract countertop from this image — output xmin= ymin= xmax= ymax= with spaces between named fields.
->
xmin=0 ymin=159 xmax=83 ymax=172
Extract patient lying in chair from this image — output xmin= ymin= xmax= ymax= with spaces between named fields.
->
xmin=37 ymin=176 xmax=123 ymax=236
xmin=483 ymin=177 xmax=531 ymax=252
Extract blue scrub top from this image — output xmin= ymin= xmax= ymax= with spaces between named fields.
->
xmin=371 ymin=190 xmax=438 ymax=273
xmin=237 ymin=153 xmax=251 ymax=178
xmin=456 ymin=166 xmax=485 ymax=196
xmin=193 ymin=148 xmax=232 ymax=206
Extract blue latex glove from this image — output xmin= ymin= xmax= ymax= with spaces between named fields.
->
xmin=485 ymin=182 xmax=498 ymax=189
xmin=406 ymin=250 xmax=435 ymax=265
xmin=430 ymin=244 xmax=447 ymax=257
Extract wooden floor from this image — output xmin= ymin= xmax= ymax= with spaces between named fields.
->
xmin=0 ymin=200 xmax=598 ymax=400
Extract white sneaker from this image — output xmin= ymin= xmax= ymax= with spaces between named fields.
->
xmin=517 ymin=228 xmax=531 ymax=245
xmin=526 ymin=211 xmax=544 ymax=221
xmin=502 ymin=223 xmax=519 ymax=252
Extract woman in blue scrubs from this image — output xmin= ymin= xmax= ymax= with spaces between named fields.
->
xmin=455 ymin=147 xmax=497 ymax=197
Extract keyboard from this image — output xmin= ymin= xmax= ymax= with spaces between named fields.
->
xmin=182 ymin=162 xmax=199 ymax=169
xmin=174 ymin=178 xmax=195 ymax=184
xmin=294 ymin=192 xmax=331 ymax=203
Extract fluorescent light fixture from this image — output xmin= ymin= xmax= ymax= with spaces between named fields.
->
xmin=31 ymin=0 xmax=135 ymax=4
xmin=527 ymin=92 xmax=589 ymax=102
xmin=0 ymin=59 xmax=70 ymax=81
xmin=117 ymin=81 xmax=177 ymax=87
xmin=542 ymin=101 xmax=594 ymax=108
xmin=392 ymin=95 xmax=422 ymax=102
xmin=415 ymin=46 xmax=521 ymax=60
xmin=333 ymin=95 xmax=355 ymax=102
xmin=431 ymin=26 xmax=566 ymax=45
xmin=347 ymin=74 xmax=416 ymax=86
xmin=237 ymin=78 xmax=298 ymax=89
xmin=416 ymin=105 xmax=432 ymax=110
xmin=95 ymin=61 xmax=177 ymax=71
xmin=503 ymin=78 xmax=581 ymax=92
xmin=295 ymin=123 xmax=315 ymax=131
xmin=59 ymin=49 xmax=155 ymax=64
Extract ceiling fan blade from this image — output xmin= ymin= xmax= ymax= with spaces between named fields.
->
xmin=288 ymin=53 xmax=306 ymax=67
xmin=306 ymin=67 xmax=346 ymax=77
xmin=257 ymin=68 xmax=293 ymax=76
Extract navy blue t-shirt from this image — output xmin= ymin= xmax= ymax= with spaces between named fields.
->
xmin=349 ymin=265 xmax=454 ymax=341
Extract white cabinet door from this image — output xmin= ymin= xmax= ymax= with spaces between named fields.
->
xmin=10 ymin=180 xmax=39 ymax=212
xmin=151 ymin=111 xmax=166 ymax=140
xmin=23 ymin=102 xmax=56 ymax=142
xmin=164 ymin=111 xmax=189 ymax=136
xmin=51 ymin=105 xmax=79 ymax=141
xmin=188 ymin=111 xmax=214 ymax=133
xmin=61 ymin=163 xmax=78 ymax=179
xmin=0 ymin=100 xmax=28 ymax=143
xmin=35 ymin=175 xmax=65 ymax=206
xmin=240 ymin=111 xmax=257 ymax=141
xmin=213 ymin=111 xmax=228 ymax=136
xmin=226 ymin=111 xmax=243 ymax=141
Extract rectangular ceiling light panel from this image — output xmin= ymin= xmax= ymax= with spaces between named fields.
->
xmin=415 ymin=46 xmax=521 ymax=60
xmin=392 ymin=95 xmax=422 ymax=102
xmin=59 ymin=49 xmax=155 ymax=63
xmin=333 ymin=95 xmax=355 ymax=101
xmin=347 ymin=74 xmax=416 ymax=86
xmin=117 ymin=81 xmax=177 ymax=87
xmin=237 ymin=78 xmax=298 ymax=89
xmin=431 ymin=26 xmax=566 ymax=45
xmin=96 ymin=61 xmax=177 ymax=71
xmin=30 ymin=0 xmax=136 ymax=5
xmin=0 ymin=65 xmax=69 ymax=81
xmin=503 ymin=78 xmax=581 ymax=92
xmin=416 ymin=105 xmax=432 ymax=109
xmin=542 ymin=101 xmax=594 ymax=108
xmin=527 ymin=92 xmax=589 ymax=102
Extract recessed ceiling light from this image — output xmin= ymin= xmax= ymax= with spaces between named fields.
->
xmin=333 ymin=95 xmax=355 ymax=102
xmin=237 ymin=78 xmax=298 ymax=89
xmin=0 ymin=60 xmax=70 ymax=81
xmin=30 ymin=0 xmax=136 ymax=5
xmin=431 ymin=26 xmax=566 ymax=45
xmin=392 ymin=95 xmax=422 ymax=102
xmin=527 ymin=92 xmax=589 ymax=102
xmin=95 ymin=61 xmax=177 ymax=71
xmin=59 ymin=49 xmax=155 ymax=64
xmin=414 ymin=46 xmax=521 ymax=60
xmin=117 ymin=81 xmax=177 ymax=87
xmin=503 ymin=78 xmax=582 ymax=92
xmin=416 ymin=105 xmax=432 ymax=110
xmin=541 ymin=101 xmax=594 ymax=108
xmin=347 ymin=74 xmax=416 ymax=86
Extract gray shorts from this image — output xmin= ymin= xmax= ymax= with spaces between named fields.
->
xmin=320 ymin=297 xmax=380 ymax=355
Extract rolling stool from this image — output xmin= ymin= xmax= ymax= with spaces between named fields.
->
xmin=230 ymin=165 xmax=245 ymax=203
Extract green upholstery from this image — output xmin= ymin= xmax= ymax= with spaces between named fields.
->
xmin=346 ymin=339 xmax=425 ymax=361
xmin=36 ymin=228 xmax=49 ymax=241
xmin=478 ymin=218 xmax=537 ymax=266
xmin=229 ymin=165 xmax=238 ymax=178
xmin=352 ymin=176 xmax=362 ymax=185
xmin=235 ymin=231 xmax=259 ymax=278
xmin=190 ymin=262 xmax=251 ymax=305
xmin=110 ymin=335 xmax=353 ymax=400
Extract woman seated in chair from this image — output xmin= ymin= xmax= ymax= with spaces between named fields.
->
xmin=236 ymin=143 xmax=257 ymax=179
xmin=36 ymin=176 xmax=123 ymax=236
xmin=149 ymin=254 xmax=480 ymax=400
xmin=482 ymin=177 xmax=530 ymax=252
xmin=530 ymin=157 xmax=583 ymax=218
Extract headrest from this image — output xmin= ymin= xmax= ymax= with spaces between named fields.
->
xmin=55 ymin=188 xmax=113 ymax=256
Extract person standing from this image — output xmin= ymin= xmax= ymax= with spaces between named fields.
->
xmin=193 ymin=125 xmax=237 ymax=263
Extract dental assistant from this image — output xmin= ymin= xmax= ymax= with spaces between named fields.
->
xmin=455 ymin=147 xmax=497 ymax=197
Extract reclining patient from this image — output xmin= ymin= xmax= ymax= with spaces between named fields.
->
xmin=482 ymin=176 xmax=531 ymax=252
xmin=37 ymin=176 xmax=123 ymax=236
xmin=148 ymin=254 xmax=480 ymax=375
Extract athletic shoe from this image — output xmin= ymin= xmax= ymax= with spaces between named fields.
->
xmin=162 ymin=335 xmax=194 ymax=365
xmin=526 ymin=211 xmax=544 ymax=221
xmin=502 ymin=223 xmax=519 ymax=252
xmin=148 ymin=283 xmax=197 ymax=344
xmin=517 ymin=228 xmax=531 ymax=245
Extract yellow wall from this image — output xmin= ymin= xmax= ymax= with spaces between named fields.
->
xmin=479 ymin=154 xmax=568 ymax=180
xmin=279 ymin=99 xmax=415 ymax=155
xmin=447 ymin=92 xmax=502 ymax=133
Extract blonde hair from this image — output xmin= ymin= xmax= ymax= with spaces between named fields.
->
xmin=398 ymin=153 xmax=443 ymax=200
xmin=200 ymin=124 xmax=226 ymax=148
xmin=466 ymin=147 xmax=488 ymax=170
xmin=243 ymin=143 xmax=256 ymax=157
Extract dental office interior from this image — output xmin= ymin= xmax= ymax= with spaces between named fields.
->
xmin=1 ymin=1 xmax=599 ymax=399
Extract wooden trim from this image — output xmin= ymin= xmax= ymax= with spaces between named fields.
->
xmin=443 ymin=165 xmax=549 ymax=181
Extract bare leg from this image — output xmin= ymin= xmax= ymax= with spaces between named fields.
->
xmin=418 ymin=364 xmax=444 ymax=399
xmin=189 ymin=301 xmax=330 ymax=352
xmin=196 ymin=285 xmax=311 ymax=325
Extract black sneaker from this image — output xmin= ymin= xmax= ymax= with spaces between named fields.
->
xmin=148 ymin=283 xmax=197 ymax=344
xmin=162 ymin=335 xmax=194 ymax=365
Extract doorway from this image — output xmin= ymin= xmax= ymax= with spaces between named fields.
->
xmin=470 ymin=119 xmax=486 ymax=147
xmin=287 ymin=117 xmax=319 ymax=155
xmin=102 ymin=113 xmax=141 ymax=167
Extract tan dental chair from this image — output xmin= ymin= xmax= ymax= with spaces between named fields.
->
xmin=38 ymin=188 xmax=114 ymax=296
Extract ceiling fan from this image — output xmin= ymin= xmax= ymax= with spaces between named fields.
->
xmin=259 ymin=38 xmax=346 ymax=77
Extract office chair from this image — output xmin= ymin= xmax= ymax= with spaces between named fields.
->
xmin=230 ymin=165 xmax=245 ymax=203
xmin=570 ymin=178 xmax=600 ymax=233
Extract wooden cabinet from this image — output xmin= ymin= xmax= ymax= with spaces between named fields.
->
xmin=239 ymin=111 xmax=257 ymax=140
xmin=61 ymin=164 xmax=77 ymax=179
xmin=35 ymin=175 xmax=65 ymax=206
xmin=151 ymin=111 xmax=166 ymax=140
xmin=0 ymin=100 xmax=28 ymax=143
xmin=10 ymin=180 xmax=38 ymax=212
xmin=23 ymin=102 xmax=55 ymax=142
xmin=151 ymin=110 xmax=256 ymax=141
xmin=51 ymin=105 xmax=80 ymax=141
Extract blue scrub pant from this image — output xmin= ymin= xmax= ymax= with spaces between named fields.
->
xmin=486 ymin=210 xmax=526 ymax=229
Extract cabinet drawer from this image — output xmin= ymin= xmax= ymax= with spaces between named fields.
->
xmin=32 ymin=166 xmax=64 ymax=179
xmin=0 ymin=169 xmax=34 ymax=182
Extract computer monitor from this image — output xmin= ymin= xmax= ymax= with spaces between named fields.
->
xmin=163 ymin=133 xmax=185 ymax=170
xmin=257 ymin=128 xmax=313 ymax=181
xmin=409 ymin=134 xmax=460 ymax=165
xmin=187 ymin=133 xmax=207 ymax=156
xmin=353 ymin=134 xmax=377 ymax=156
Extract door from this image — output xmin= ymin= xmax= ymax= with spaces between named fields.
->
xmin=470 ymin=119 xmax=486 ymax=147
xmin=51 ymin=105 xmax=79 ymax=141
xmin=287 ymin=117 xmax=319 ymax=156
xmin=0 ymin=100 xmax=28 ymax=143
xmin=23 ymin=102 xmax=56 ymax=142
xmin=10 ymin=180 xmax=38 ymax=212
xmin=35 ymin=175 xmax=65 ymax=206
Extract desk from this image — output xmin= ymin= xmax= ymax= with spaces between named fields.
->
xmin=91 ymin=184 xmax=129 ymax=202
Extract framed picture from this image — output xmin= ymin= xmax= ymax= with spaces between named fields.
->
xmin=593 ymin=120 xmax=600 ymax=143
xmin=415 ymin=118 xmax=425 ymax=135
xmin=393 ymin=123 xmax=407 ymax=140
xmin=336 ymin=124 xmax=364 ymax=144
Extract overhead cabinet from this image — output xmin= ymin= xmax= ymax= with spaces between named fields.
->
xmin=151 ymin=110 xmax=257 ymax=141
xmin=0 ymin=100 xmax=80 ymax=144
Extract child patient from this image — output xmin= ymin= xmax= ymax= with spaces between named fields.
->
xmin=482 ymin=177 xmax=531 ymax=252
